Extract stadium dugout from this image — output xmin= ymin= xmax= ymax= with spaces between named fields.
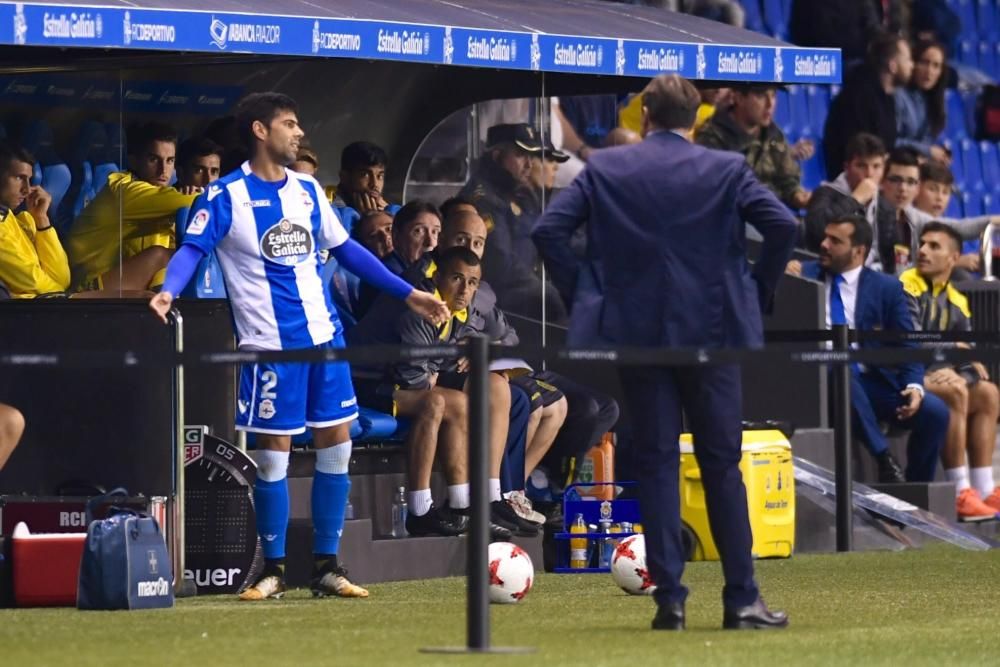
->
xmin=0 ymin=0 xmax=847 ymax=591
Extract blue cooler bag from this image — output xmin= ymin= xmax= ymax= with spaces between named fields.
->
xmin=77 ymin=505 xmax=173 ymax=610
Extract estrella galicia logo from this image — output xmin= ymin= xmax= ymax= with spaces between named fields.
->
xmin=14 ymin=4 xmax=27 ymax=45
xmin=260 ymin=218 xmax=314 ymax=265
xmin=210 ymin=16 xmax=228 ymax=49
xmin=443 ymin=26 xmax=453 ymax=64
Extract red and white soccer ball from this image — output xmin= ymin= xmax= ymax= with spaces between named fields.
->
xmin=611 ymin=534 xmax=656 ymax=595
xmin=488 ymin=542 xmax=534 ymax=604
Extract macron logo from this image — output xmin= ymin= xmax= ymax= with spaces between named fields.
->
xmin=137 ymin=577 xmax=170 ymax=597
xmin=207 ymin=185 xmax=223 ymax=202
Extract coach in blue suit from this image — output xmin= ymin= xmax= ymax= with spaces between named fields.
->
xmin=533 ymin=75 xmax=797 ymax=631
xmin=798 ymin=215 xmax=947 ymax=483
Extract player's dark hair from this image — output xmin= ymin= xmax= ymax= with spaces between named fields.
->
xmin=920 ymin=221 xmax=963 ymax=253
xmin=128 ymin=121 xmax=178 ymax=156
xmin=886 ymin=146 xmax=921 ymax=171
xmin=235 ymin=92 xmax=299 ymax=150
xmin=351 ymin=209 xmax=393 ymax=241
xmin=340 ymin=141 xmax=388 ymax=172
xmin=177 ymin=137 xmax=224 ymax=169
xmin=844 ymin=132 xmax=886 ymax=163
xmin=920 ymin=159 xmax=955 ymax=186
xmin=440 ymin=195 xmax=478 ymax=221
xmin=437 ymin=245 xmax=481 ymax=273
xmin=0 ymin=141 xmax=35 ymax=174
xmin=393 ymin=200 xmax=441 ymax=236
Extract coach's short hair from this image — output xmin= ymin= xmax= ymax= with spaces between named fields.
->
xmin=235 ymin=92 xmax=298 ymax=150
xmin=642 ymin=74 xmax=701 ymax=131
xmin=393 ymin=200 xmax=441 ymax=236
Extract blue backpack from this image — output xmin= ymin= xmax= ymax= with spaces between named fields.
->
xmin=77 ymin=492 xmax=173 ymax=611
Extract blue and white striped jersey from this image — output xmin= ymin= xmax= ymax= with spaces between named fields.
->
xmin=183 ymin=162 xmax=348 ymax=351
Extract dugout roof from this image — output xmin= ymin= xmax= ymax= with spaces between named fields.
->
xmin=0 ymin=0 xmax=840 ymax=84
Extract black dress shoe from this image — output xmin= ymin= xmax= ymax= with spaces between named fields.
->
xmin=490 ymin=500 xmax=540 ymax=537
xmin=876 ymin=451 xmax=905 ymax=483
xmin=723 ymin=597 xmax=788 ymax=630
xmin=651 ymin=602 xmax=685 ymax=630
xmin=405 ymin=505 xmax=469 ymax=537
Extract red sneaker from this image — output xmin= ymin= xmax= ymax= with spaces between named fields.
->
xmin=956 ymin=488 xmax=999 ymax=522
xmin=983 ymin=487 xmax=1000 ymax=513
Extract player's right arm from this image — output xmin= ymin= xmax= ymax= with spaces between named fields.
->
xmin=149 ymin=185 xmax=232 ymax=324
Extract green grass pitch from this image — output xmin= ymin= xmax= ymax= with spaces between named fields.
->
xmin=4 ymin=545 xmax=999 ymax=666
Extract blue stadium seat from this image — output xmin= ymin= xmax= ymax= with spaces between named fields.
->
xmin=979 ymin=140 xmax=1000 ymax=187
xmin=762 ymin=0 xmax=787 ymax=40
xmin=788 ymin=85 xmax=810 ymax=137
xmin=962 ymin=138 xmax=984 ymax=189
xmin=978 ymin=0 xmax=997 ymax=37
xmin=979 ymin=40 xmax=997 ymax=78
xmin=945 ymin=191 xmax=964 ymax=218
xmin=946 ymin=89 xmax=969 ymax=140
xmin=959 ymin=0 xmax=979 ymax=40
xmin=963 ymin=189 xmax=985 ymax=216
xmin=22 ymin=121 xmax=71 ymax=215
xmin=800 ymin=143 xmax=826 ymax=191
xmin=959 ymin=39 xmax=977 ymax=68
xmin=806 ymin=85 xmax=830 ymax=137
xmin=962 ymin=89 xmax=980 ymax=140
xmin=950 ymin=143 xmax=966 ymax=188
xmin=742 ymin=0 xmax=765 ymax=33
xmin=774 ymin=88 xmax=793 ymax=137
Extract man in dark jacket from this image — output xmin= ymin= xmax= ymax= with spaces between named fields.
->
xmin=823 ymin=32 xmax=913 ymax=178
xmin=806 ymin=133 xmax=898 ymax=274
xmin=697 ymin=85 xmax=810 ymax=209
xmin=460 ymin=123 xmax=568 ymax=324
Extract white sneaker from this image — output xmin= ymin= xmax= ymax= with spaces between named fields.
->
xmin=238 ymin=573 xmax=286 ymax=601
xmin=504 ymin=490 xmax=546 ymax=525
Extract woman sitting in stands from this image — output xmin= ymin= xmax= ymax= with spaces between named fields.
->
xmin=895 ymin=39 xmax=950 ymax=163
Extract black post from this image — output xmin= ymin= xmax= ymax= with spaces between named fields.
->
xmin=832 ymin=323 xmax=853 ymax=552
xmin=467 ymin=335 xmax=490 ymax=650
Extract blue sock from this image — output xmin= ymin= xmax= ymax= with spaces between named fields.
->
xmin=312 ymin=471 xmax=350 ymax=556
xmin=254 ymin=477 xmax=289 ymax=559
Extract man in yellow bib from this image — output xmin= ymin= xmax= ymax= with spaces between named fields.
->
xmin=0 ymin=143 xmax=69 ymax=298
xmin=67 ymin=122 xmax=198 ymax=292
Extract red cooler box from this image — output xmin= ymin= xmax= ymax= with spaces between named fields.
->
xmin=12 ymin=522 xmax=86 ymax=607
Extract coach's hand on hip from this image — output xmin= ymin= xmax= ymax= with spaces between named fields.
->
xmin=149 ymin=292 xmax=174 ymax=324
xmin=405 ymin=290 xmax=450 ymax=327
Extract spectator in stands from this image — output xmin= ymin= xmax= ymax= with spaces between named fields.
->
xmin=462 ymin=123 xmax=568 ymax=323
xmin=352 ymin=210 xmax=393 ymax=259
xmin=901 ymin=223 xmax=1000 ymax=519
xmin=290 ymin=145 xmax=319 ymax=176
xmin=911 ymin=0 xmax=962 ymax=56
xmin=806 ymin=133 xmax=898 ymax=273
xmin=619 ymin=0 xmax=744 ymax=26
xmin=880 ymin=150 xmax=996 ymax=269
xmin=697 ymin=85 xmax=811 ymax=209
xmin=355 ymin=200 xmax=440 ymax=319
xmin=913 ymin=160 xmax=987 ymax=274
xmin=0 ymin=402 xmax=24 ymax=471
xmin=895 ymin=39 xmax=949 ymax=162
xmin=789 ymin=0 xmax=895 ymax=65
xmin=68 ymin=122 xmax=197 ymax=293
xmin=175 ymin=137 xmax=223 ymax=194
xmin=556 ymin=95 xmax=621 ymax=160
xmin=799 ymin=216 xmax=948 ymax=482
xmin=0 ymin=142 xmax=70 ymax=298
xmin=823 ymin=33 xmax=913 ymax=177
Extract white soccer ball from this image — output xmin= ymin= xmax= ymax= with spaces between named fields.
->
xmin=488 ymin=541 xmax=534 ymax=604
xmin=611 ymin=534 xmax=656 ymax=595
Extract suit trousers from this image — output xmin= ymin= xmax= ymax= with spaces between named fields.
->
xmin=849 ymin=370 xmax=948 ymax=482
xmin=619 ymin=364 xmax=758 ymax=609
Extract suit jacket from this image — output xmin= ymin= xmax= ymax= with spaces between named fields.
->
xmin=800 ymin=261 xmax=924 ymax=389
xmin=532 ymin=131 xmax=798 ymax=348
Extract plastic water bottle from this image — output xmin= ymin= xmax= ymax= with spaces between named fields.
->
xmin=344 ymin=497 xmax=355 ymax=521
xmin=569 ymin=514 xmax=588 ymax=568
xmin=391 ymin=486 xmax=408 ymax=538
xmin=598 ymin=520 xmax=614 ymax=568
